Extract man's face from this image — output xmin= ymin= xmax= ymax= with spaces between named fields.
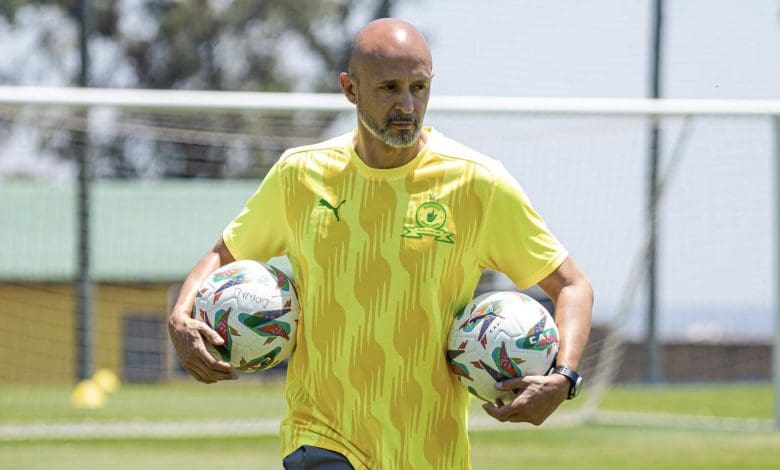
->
xmin=351 ymin=56 xmax=432 ymax=148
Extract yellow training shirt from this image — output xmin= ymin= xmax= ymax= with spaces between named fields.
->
xmin=223 ymin=127 xmax=567 ymax=469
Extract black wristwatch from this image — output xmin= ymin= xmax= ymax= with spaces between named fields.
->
xmin=551 ymin=365 xmax=583 ymax=399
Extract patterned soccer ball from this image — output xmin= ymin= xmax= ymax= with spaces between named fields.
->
xmin=446 ymin=291 xmax=559 ymax=402
xmin=193 ymin=260 xmax=299 ymax=372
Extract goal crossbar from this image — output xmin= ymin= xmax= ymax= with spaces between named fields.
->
xmin=1 ymin=86 xmax=779 ymax=116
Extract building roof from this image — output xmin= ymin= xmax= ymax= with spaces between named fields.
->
xmin=1 ymin=179 xmax=262 ymax=282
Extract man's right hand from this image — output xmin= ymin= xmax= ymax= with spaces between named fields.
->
xmin=168 ymin=311 xmax=238 ymax=384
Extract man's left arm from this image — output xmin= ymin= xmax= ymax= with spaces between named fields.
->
xmin=482 ymin=256 xmax=593 ymax=425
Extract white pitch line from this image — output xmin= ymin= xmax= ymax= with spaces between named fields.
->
xmin=4 ymin=411 xmax=769 ymax=441
xmin=0 ymin=419 xmax=281 ymax=440
xmin=0 ymin=412 xmax=586 ymax=440
xmin=588 ymin=411 xmax=776 ymax=433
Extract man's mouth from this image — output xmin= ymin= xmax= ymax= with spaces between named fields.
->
xmin=388 ymin=117 xmax=417 ymax=129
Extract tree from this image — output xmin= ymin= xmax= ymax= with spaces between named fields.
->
xmin=0 ymin=0 xmax=397 ymax=179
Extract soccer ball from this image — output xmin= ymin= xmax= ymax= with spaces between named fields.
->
xmin=446 ymin=291 xmax=559 ymax=402
xmin=193 ymin=259 xmax=299 ymax=372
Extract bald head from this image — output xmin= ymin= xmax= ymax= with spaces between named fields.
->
xmin=339 ymin=19 xmax=433 ymax=155
xmin=347 ymin=19 xmax=432 ymax=77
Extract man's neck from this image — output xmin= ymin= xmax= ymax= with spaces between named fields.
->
xmin=353 ymin=128 xmax=429 ymax=169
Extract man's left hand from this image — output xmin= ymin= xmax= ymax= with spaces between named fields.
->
xmin=482 ymin=373 xmax=569 ymax=425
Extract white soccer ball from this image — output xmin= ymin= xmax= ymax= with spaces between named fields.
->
xmin=193 ymin=260 xmax=299 ymax=372
xmin=446 ymin=291 xmax=559 ymax=402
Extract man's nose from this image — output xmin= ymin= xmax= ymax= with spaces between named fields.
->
xmin=397 ymin=90 xmax=414 ymax=114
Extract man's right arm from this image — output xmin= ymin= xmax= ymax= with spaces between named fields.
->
xmin=167 ymin=237 xmax=238 ymax=384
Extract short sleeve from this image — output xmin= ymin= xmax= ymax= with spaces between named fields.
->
xmin=222 ymin=162 xmax=288 ymax=261
xmin=480 ymin=164 xmax=568 ymax=289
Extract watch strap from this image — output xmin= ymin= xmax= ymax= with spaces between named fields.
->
xmin=551 ymin=365 xmax=581 ymax=399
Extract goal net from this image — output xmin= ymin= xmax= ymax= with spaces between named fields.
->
xmin=0 ymin=87 xmax=778 ymax=435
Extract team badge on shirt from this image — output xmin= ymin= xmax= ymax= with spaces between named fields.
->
xmin=402 ymin=193 xmax=454 ymax=244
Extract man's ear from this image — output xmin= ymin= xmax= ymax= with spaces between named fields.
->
xmin=339 ymin=72 xmax=358 ymax=105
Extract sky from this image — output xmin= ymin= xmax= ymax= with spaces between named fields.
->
xmin=380 ymin=0 xmax=780 ymax=340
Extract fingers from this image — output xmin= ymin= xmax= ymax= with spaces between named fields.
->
xmin=193 ymin=324 xmax=239 ymax=381
xmin=484 ymin=400 xmax=531 ymax=424
xmin=185 ymin=358 xmax=237 ymax=383
xmin=189 ymin=366 xmax=237 ymax=384
xmin=170 ymin=317 xmax=238 ymax=383
xmin=184 ymin=342 xmax=238 ymax=383
xmin=482 ymin=398 xmax=509 ymax=423
xmin=483 ymin=400 xmax=552 ymax=425
xmin=495 ymin=375 xmax=534 ymax=393
xmin=197 ymin=321 xmax=225 ymax=346
xmin=482 ymin=376 xmax=564 ymax=425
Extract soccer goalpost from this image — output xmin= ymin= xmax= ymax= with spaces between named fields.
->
xmin=0 ymin=86 xmax=778 ymax=432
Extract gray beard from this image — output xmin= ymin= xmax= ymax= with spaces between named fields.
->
xmin=357 ymin=107 xmax=421 ymax=149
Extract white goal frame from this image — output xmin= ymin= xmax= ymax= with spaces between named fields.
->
xmin=1 ymin=85 xmax=779 ymax=116
xmin=1 ymin=86 xmax=779 ymax=431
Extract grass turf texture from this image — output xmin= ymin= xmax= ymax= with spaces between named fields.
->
xmin=597 ymin=382 xmax=774 ymax=419
xmin=1 ymin=381 xmax=772 ymax=423
xmin=1 ymin=381 xmax=777 ymax=468
xmin=0 ymin=380 xmax=288 ymax=423
xmin=2 ymin=427 xmax=779 ymax=469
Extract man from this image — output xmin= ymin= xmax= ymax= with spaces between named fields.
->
xmin=169 ymin=18 xmax=593 ymax=470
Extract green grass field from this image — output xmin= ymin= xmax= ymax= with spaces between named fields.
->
xmin=1 ymin=380 xmax=777 ymax=469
